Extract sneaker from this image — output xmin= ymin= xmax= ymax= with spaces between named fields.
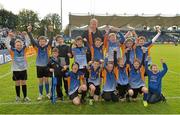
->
xmin=37 ymin=95 xmax=43 ymax=101
xmin=89 ymin=99 xmax=93 ymax=105
xmin=132 ymin=98 xmax=137 ymax=102
xmin=24 ymin=97 xmax=31 ymax=102
xmin=119 ymin=98 xmax=126 ymax=102
xmin=16 ymin=96 xmax=21 ymax=102
xmin=46 ymin=93 xmax=51 ymax=100
xmin=143 ymin=101 xmax=148 ymax=107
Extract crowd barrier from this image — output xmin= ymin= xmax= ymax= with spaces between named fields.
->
xmin=0 ymin=49 xmax=11 ymax=65
xmin=0 ymin=46 xmax=36 ymax=65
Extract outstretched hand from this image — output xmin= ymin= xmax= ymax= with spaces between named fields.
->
xmin=160 ymin=59 xmax=164 ymax=63
xmin=105 ymin=25 xmax=110 ymax=34
xmin=27 ymin=25 xmax=32 ymax=32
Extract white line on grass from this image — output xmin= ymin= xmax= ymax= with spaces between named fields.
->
xmin=168 ymin=70 xmax=180 ymax=76
xmin=0 ymin=97 xmax=180 ymax=105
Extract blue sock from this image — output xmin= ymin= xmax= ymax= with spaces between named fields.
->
xmin=143 ymin=93 xmax=148 ymax=101
xmin=39 ymin=84 xmax=43 ymax=95
xmin=45 ymin=83 xmax=49 ymax=94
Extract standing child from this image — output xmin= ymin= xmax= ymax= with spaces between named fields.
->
xmin=72 ymin=36 xmax=90 ymax=70
xmin=55 ymin=35 xmax=72 ymax=96
xmin=66 ymin=62 xmax=87 ymax=105
xmin=90 ymin=37 xmax=104 ymax=61
xmin=5 ymin=36 xmax=31 ymax=102
xmin=145 ymin=59 xmax=168 ymax=103
xmin=121 ymin=38 xmax=135 ymax=64
xmin=47 ymin=48 xmax=68 ymax=100
xmin=135 ymin=29 xmax=161 ymax=63
xmin=27 ymin=25 xmax=53 ymax=100
xmin=103 ymin=29 xmax=125 ymax=61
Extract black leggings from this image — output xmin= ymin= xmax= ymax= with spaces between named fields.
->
xmin=56 ymin=77 xmax=63 ymax=98
xmin=102 ymin=91 xmax=119 ymax=102
xmin=116 ymin=84 xmax=129 ymax=98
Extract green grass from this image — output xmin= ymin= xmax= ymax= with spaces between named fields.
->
xmin=0 ymin=44 xmax=180 ymax=114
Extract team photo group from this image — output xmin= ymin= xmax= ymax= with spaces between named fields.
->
xmin=5 ymin=18 xmax=168 ymax=107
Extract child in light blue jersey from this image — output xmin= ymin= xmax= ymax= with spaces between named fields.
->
xmin=5 ymin=36 xmax=31 ymax=102
xmin=27 ymin=25 xmax=53 ymax=101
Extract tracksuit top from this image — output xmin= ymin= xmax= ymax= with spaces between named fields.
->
xmin=146 ymin=62 xmax=168 ymax=94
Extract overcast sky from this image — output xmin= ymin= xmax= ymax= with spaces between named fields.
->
xmin=1 ymin=0 xmax=180 ymax=28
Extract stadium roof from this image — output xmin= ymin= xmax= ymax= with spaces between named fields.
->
xmin=69 ymin=14 xmax=180 ymax=27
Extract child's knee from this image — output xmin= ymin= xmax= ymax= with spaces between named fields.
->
xmin=44 ymin=77 xmax=49 ymax=83
xmin=128 ymin=89 xmax=134 ymax=96
xmin=89 ymin=85 xmax=96 ymax=92
xmin=142 ymin=87 xmax=148 ymax=93
xmin=15 ymin=80 xmax=21 ymax=86
xmin=21 ymin=80 xmax=26 ymax=85
xmin=81 ymin=84 xmax=87 ymax=91
xmin=73 ymin=97 xmax=80 ymax=105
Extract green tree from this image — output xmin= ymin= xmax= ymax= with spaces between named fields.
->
xmin=17 ymin=9 xmax=39 ymax=32
xmin=0 ymin=9 xmax=18 ymax=29
xmin=44 ymin=13 xmax=62 ymax=35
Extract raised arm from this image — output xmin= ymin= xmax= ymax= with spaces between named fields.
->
xmin=144 ymin=29 xmax=161 ymax=47
xmin=159 ymin=59 xmax=168 ymax=78
xmin=152 ymin=29 xmax=161 ymax=43
xmin=117 ymin=32 xmax=125 ymax=44
xmin=27 ymin=25 xmax=39 ymax=47
xmin=24 ymin=36 xmax=30 ymax=47
xmin=139 ymin=47 xmax=146 ymax=68
xmin=4 ymin=38 xmax=11 ymax=50
xmin=114 ymin=50 xmax=118 ymax=67
xmin=145 ymin=60 xmax=152 ymax=76
xmin=47 ymin=25 xmax=54 ymax=46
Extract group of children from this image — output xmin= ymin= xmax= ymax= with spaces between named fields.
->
xmin=5 ymin=23 xmax=168 ymax=107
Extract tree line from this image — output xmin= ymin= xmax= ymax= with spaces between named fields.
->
xmin=0 ymin=9 xmax=62 ymax=36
